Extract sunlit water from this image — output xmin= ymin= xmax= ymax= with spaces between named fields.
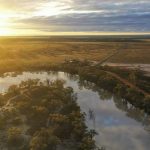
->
xmin=0 ymin=71 xmax=150 ymax=150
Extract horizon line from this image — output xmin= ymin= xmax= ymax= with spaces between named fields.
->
xmin=0 ymin=32 xmax=150 ymax=37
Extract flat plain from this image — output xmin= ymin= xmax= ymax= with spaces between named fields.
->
xmin=0 ymin=36 xmax=149 ymax=73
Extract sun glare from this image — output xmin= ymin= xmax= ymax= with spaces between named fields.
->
xmin=0 ymin=26 xmax=11 ymax=36
xmin=0 ymin=14 xmax=12 ymax=36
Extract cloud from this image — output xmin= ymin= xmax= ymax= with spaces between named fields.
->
xmin=16 ymin=11 xmax=150 ymax=32
xmin=0 ymin=0 xmax=150 ymax=33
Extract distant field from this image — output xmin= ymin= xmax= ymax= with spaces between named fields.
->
xmin=0 ymin=37 xmax=149 ymax=72
xmin=0 ymin=37 xmax=117 ymax=68
xmin=107 ymin=42 xmax=150 ymax=64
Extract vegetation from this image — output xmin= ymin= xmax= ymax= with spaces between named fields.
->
xmin=0 ymin=37 xmax=149 ymax=74
xmin=7 ymin=127 xmax=23 ymax=147
xmin=0 ymin=37 xmax=117 ymax=73
xmin=0 ymin=37 xmax=149 ymax=149
xmin=108 ymin=42 xmax=150 ymax=63
xmin=55 ymin=61 xmax=150 ymax=114
xmin=101 ymin=66 xmax=150 ymax=93
xmin=0 ymin=79 xmax=98 ymax=150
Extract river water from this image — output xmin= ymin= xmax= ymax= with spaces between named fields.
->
xmin=0 ymin=71 xmax=150 ymax=150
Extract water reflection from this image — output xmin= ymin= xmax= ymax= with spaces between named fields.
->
xmin=88 ymin=108 xmax=96 ymax=129
xmin=79 ymin=79 xmax=150 ymax=131
xmin=0 ymin=71 xmax=150 ymax=150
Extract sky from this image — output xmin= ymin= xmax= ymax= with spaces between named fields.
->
xmin=0 ymin=0 xmax=150 ymax=35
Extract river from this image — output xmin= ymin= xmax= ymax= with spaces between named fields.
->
xmin=0 ymin=71 xmax=150 ymax=150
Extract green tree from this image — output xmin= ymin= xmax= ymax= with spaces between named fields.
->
xmin=7 ymin=127 xmax=23 ymax=147
xmin=30 ymin=128 xmax=60 ymax=150
xmin=128 ymin=71 xmax=137 ymax=85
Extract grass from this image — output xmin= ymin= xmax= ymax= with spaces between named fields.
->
xmin=107 ymin=41 xmax=150 ymax=63
xmin=0 ymin=37 xmax=149 ymax=73
xmin=0 ymin=37 xmax=116 ymax=69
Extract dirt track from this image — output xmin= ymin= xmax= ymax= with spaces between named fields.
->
xmin=105 ymin=71 xmax=149 ymax=97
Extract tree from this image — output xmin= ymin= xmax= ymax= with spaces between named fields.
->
xmin=88 ymin=129 xmax=98 ymax=139
xmin=114 ymin=83 xmax=126 ymax=96
xmin=144 ymin=96 xmax=150 ymax=113
xmin=8 ymin=85 xmax=20 ymax=95
xmin=79 ymin=136 xmax=96 ymax=150
xmin=30 ymin=128 xmax=60 ymax=150
xmin=128 ymin=71 xmax=137 ymax=85
xmin=7 ymin=127 xmax=23 ymax=147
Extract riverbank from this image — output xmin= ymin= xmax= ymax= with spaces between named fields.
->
xmin=53 ymin=61 xmax=150 ymax=114
xmin=102 ymin=63 xmax=150 ymax=76
xmin=0 ymin=60 xmax=149 ymax=114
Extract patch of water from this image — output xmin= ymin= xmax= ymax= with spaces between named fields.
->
xmin=0 ymin=71 xmax=150 ymax=150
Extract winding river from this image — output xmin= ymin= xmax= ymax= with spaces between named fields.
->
xmin=0 ymin=71 xmax=150 ymax=150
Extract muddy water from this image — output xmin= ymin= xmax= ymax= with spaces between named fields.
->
xmin=0 ymin=71 xmax=150 ymax=150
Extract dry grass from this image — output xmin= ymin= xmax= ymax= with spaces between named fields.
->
xmin=108 ymin=41 xmax=150 ymax=64
xmin=0 ymin=37 xmax=149 ymax=73
xmin=0 ymin=38 xmax=118 ymax=64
